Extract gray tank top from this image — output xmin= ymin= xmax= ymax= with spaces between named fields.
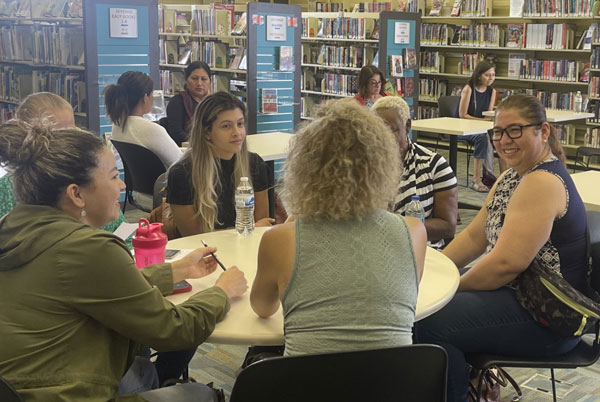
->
xmin=281 ymin=210 xmax=419 ymax=356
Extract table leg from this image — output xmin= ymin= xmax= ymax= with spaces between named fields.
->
xmin=449 ymin=135 xmax=458 ymax=173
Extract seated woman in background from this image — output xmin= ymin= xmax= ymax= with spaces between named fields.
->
xmin=0 ymin=121 xmax=247 ymax=401
xmin=167 ymin=92 xmax=273 ymax=237
xmin=372 ymin=96 xmax=458 ymax=248
xmin=415 ymin=94 xmax=587 ymax=402
xmin=458 ymin=60 xmax=502 ymax=192
xmin=105 ymin=71 xmax=182 ymax=168
xmin=0 ymin=92 xmax=128 ymax=237
xmin=250 ymin=98 xmax=426 ymax=356
xmin=166 ymin=61 xmax=212 ymax=146
xmin=354 ymin=65 xmax=390 ymax=108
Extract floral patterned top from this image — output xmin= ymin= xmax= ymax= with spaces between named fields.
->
xmin=484 ymin=157 xmax=588 ymax=292
xmin=0 ymin=174 xmax=132 ymax=247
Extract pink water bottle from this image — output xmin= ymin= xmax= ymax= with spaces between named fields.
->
xmin=132 ymin=218 xmax=168 ymax=269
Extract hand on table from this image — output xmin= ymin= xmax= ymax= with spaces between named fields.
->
xmin=171 ymin=247 xmax=219 ymax=283
xmin=215 ymin=266 xmax=248 ymax=299
xmin=256 ymin=217 xmax=276 ymax=227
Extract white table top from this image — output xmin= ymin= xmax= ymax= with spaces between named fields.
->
xmin=572 ymin=170 xmax=600 ymax=212
xmin=482 ymin=109 xmax=594 ymax=123
xmin=246 ymin=132 xmax=292 ymax=162
xmin=166 ymin=227 xmax=459 ymax=345
xmin=412 ymin=117 xmax=493 ymax=136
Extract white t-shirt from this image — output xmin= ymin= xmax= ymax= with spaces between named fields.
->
xmin=111 ymin=116 xmax=181 ymax=169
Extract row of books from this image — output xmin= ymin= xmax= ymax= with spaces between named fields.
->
xmin=0 ymin=25 xmax=84 ymax=66
xmin=533 ymin=90 xmax=586 ymax=110
xmin=0 ymin=65 xmax=85 ymax=111
xmin=417 ymin=105 xmax=438 ymax=120
xmin=518 ymin=58 xmax=579 ymax=82
xmin=301 ymin=70 xmax=357 ymax=96
xmin=590 ymin=76 xmax=600 ymax=98
xmin=160 ymin=70 xmax=185 ymax=96
xmin=302 ymin=16 xmax=378 ymax=40
xmin=419 ymin=78 xmax=447 ymax=101
xmin=351 ymin=2 xmax=393 ymax=12
xmin=420 ymin=51 xmax=445 ymax=73
xmin=459 ymin=53 xmax=486 ymax=75
xmin=587 ymin=101 xmax=600 ymax=123
xmin=521 ymin=23 xmax=575 ymax=50
xmin=0 ymin=0 xmax=82 ymax=19
xmin=430 ymin=0 xmax=489 ymax=16
xmin=584 ymin=127 xmax=600 ymax=148
xmin=554 ymin=124 xmax=575 ymax=145
xmin=592 ymin=48 xmax=600 ymax=69
xmin=314 ymin=2 xmax=345 ymax=12
xmin=160 ymin=4 xmax=245 ymax=36
xmin=305 ymin=44 xmax=371 ymax=68
xmin=0 ymin=103 xmax=15 ymax=123
xmin=522 ymin=0 xmax=596 ymax=17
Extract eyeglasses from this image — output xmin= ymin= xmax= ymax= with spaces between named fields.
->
xmin=487 ymin=123 xmax=543 ymax=141
xmin=369 ymin=80 xmax=382 ymax=86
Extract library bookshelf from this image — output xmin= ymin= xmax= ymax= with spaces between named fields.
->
xmin=0 ymin=12 xmax=86 ymax=125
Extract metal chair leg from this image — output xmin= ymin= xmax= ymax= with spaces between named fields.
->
xmin=550 ymin=368 xmax=557 ymax=402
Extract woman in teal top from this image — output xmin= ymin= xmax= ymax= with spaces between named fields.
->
xmin=0 ymin=92 xmax=129 ymax=241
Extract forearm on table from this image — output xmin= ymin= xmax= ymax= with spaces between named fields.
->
xmin=424 ymin=217 xmax=456 ymax=242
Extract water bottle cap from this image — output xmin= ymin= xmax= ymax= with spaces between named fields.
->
xmin=240 ymin=177 xmax=249 ymax=182
xmin=132 ymin=218 xmax=168 ymax=249
xmin=411 ymin=195 xmax=420 ymax=201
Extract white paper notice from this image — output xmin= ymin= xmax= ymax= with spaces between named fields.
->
xmin=394 ymin=22 xmax=410 ymax=44
xmin=109 ymin=8 xmax=138 ymax=38
xmin=266 ymin=15 xmax=286 ymax=41
xmin=113 ymin=222 xmax=138 ymax=241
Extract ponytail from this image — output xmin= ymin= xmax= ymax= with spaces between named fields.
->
xmin=103 ymin=71 xmax=154 ymax=129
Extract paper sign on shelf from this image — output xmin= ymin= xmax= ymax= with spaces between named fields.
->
xmin=109 ymin=8 xmax=138 ymax=38
xmin=394 ymin=21 xmax=410 ymax=44
xmin=252 ymin=14 xmax=264 ymax=25
xmin=267 ymin=15 xmax=286 ymax=41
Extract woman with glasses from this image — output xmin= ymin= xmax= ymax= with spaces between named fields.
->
xmin=415 ymin=94 xmax=587 ymax=402
xmin=458 ymin=60 xmax=500 ymax=192
xmin=354 ymin=65 xmax=390 ymax=108
xmin=372 ymin=96 xmax=458 ymax=249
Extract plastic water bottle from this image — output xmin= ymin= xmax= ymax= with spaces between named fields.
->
xmin=405 ymin=195 xmax=425 ymax=223
xmin=574 ymin=91 xmax=583 ymax=113
xmin=235 ymin=177 xmax=255 ymax=236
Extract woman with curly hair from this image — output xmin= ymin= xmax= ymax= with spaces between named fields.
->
xmin=250 ymin=98 xmax=426 ymax=356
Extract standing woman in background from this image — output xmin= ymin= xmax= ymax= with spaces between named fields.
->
xmin=354 ymin=65 xmax=390 ymax=108
xmin=167 ymin=92 xmax=273 ymax=238
xmin=105 ymin=71 xmax=182 ymax=169
xmin=458 ymin=60 xmax=502 ymax=192
xmin=166 ymin=61 xmax=212 ymax=146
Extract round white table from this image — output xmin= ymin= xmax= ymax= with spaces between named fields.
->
xmin=166 ymin=227 xmax=459 ymax=345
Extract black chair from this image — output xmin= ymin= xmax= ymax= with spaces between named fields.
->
xmin=153 ymin=172 xmax=168 ymax=210
xmin=573 ymin=146 xmax=600 ymax=172
xmin=0 ymin=376 xmax=23 ymax=402
xmin=437 ymin=95 xmax=474 ymax=187
xmin=111 ymin=140 xmax=166 ymax=213
xmin=230 ymin=344 xmax=448 ymax=402
xmin=467 ymin=210 xmax=600 ymax=402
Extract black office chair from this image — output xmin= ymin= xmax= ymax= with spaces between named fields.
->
xmin=230 ymin=344 xmax=448 ymax=402
xmin=153 ymin=172 xmax=168 ymax=210
xmin=437 ymin=95 xmax=474 ymax=187
xmin=110 ymin=140 xmax=166 ymax=213
xmin=573 ymin=146 xmax=600 ymax=172
xmin=467 ymin=210 xmax=600 ymax=402
xmin=0 ymin=376 xmax=23 ymax=402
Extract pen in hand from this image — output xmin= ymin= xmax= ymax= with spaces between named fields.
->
xmin=201 ymin=240 xmax=227 ymax=271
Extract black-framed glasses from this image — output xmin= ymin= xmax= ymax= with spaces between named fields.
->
xmin=487 ymin=122 xmax=543 ymax=141
xmin=369 ymin=79 xmax=382 ymax=86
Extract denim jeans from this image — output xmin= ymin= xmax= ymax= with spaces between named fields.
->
xmin=414 ymin=287 xmax=580 ymax=402
xmin=458 ymin=134 xmax=488 ymax=159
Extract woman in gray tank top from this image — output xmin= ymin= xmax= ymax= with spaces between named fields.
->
xmin=250 ymin=98 xmax=427 ymax=356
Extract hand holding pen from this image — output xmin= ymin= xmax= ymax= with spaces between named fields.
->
xmin=201 ymin=240 xmax=227 ymax=271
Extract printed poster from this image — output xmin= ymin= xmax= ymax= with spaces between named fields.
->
xmin=266 ymin=15 xmax=286 ymax=41
xmin=394 ymin=21 xmax=410 ymax=44
xmin=109 ymin=8 xmax=138 ymax=38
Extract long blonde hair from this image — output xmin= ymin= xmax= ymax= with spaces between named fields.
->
xmin=185 ymin=92 xmax=250 ymax=232
xmin=16 ymin=92 xmax=72 ymax=124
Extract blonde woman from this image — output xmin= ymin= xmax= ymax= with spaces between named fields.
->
xmin=167 ymin=92 xmax=273 ymax=237
xmin=250 ymin=98 xmax=426 ymax=356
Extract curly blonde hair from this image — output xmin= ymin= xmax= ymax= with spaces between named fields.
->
xmin=371 ymin=96 xmax=411 ymax=124
xmin=281 ymin=98 xmax=400 ymax=220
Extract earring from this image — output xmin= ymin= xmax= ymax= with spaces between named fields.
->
xmin=81 ymin=209 xmax=87 ymax=217
xmin=543 ymin=139 xmax=548 ymax=143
